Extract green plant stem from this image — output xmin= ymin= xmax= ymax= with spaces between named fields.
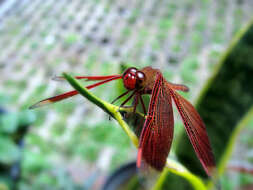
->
xmin=63 ymin=73 xmax=139 ymax=147
xmin=153 ymin=159 xmax=207 ymax=190
xmin=113 ymin=110 xmax=139 ymax=147
xmin=63 ymin=73 xmax=206 ymax=190
xmin=63 ymin=73 xmax=113 ymax=116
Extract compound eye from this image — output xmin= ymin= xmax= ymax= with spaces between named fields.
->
xmin=137 ymin=71 xmax=145 ymax=81
xmin=136 ymin=71 xmax=146 ymax=88
xmin=123 ymin=67 xmax=137 ymax=75
xmin=123 ymin=67 xmax=138 ymax=90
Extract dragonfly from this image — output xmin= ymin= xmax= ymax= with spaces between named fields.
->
xmin=30 ymin=66 xmax=215 ymax=176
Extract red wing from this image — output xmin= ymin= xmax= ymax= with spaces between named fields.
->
xmin=53 ymin=75 xmax=121 ymax=81
xmin=167 ymin=82 xmax=189 ymax=92
xmin=29 ymin=90 xmax=78 ymax=109
xmin=137 ymin=73 xmax=174 ymax=171
xmin=29 ymin=75 xmax=122 ymax=109
xmin=168 ymin=88 xmax=215 ymax=176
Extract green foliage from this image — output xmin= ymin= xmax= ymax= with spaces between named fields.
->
xmin=0 ymin=178 xmax=11 ymax=190
xmin=219 ymin=175 xmax=234 ymax=190
xmin=0 ymin=110 xmax=35 ymax=164
xmin=0 ymin=106 xmax=35 ymax=189
xmin=0 ymin=183 xmax=9 ymax=190
xmin=156 ymin=20 xmax=253 ymax=190
xmin=239 ymin=173 xmax=253 ymax=185
xmin=180 ymin=56 xmax=199 ymax=84
xmin=159 ymin=173 xmax=192 ymax=190
xmin=18 ymin=110 xmax=36 ymax=127
xmin=0 ymin=113 xmax=19 ymax=134
xmin=22 ymin=150 xmax=50 ymax=174
xmin=0 ymin=136 xmax=20 ymax=164
xmin=0 ymin=94 xmax=10 ymax=105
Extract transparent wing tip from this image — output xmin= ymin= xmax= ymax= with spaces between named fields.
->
xmin=29 ymin=100 xmax=52 ymax=109
xmin=52 ymin=75 xmax=64 ymax=81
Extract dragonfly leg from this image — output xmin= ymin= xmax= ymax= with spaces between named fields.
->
xmin=119 ymin=90 xmax=136 ymax=108
xmin=139 ymin=95 xmax=147 ymax=115
xmin=108 ymin=90 xmax=136 ymax=120
xmin=111 ymin=90 xmax=131 ymax=104
xmin=132 ymin=93 xmax=139 ymax=114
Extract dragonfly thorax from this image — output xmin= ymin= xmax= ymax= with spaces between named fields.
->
xmin=123 ymin=67 xmax=146 ymax=90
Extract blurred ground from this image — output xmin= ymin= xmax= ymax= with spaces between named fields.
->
xmin=0 ymin=0 xmax=252 ymax=189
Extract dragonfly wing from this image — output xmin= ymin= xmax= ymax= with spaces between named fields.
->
xmin=29 ymin=75 xmax=122 ymax=109
xmin=168 ymin=88 xmax=215 ymax=176
xmin=137 ymin=73 xmax=174 ymax=171
xmin=168 ymin=82 xmax=189 ymax=92
xmin=53 ymin=75 xmax=121 ymax=81
xmin=29 ymin=90 xmax=78 ymax=109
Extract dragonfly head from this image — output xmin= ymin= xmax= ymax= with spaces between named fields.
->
xmin=122 ymin=67 xmax=146 ymax=90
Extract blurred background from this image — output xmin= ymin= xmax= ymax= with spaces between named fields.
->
xmin=0 ymin=0 xmax=252 ymax=189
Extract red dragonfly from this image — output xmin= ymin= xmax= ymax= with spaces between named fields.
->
xmin=30 ymin=66 xmax=215 ymax=176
